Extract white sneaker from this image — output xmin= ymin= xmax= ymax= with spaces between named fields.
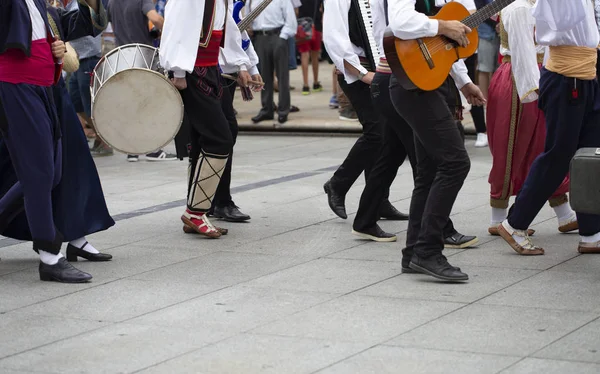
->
xmin=474 ymin=133 xmax=488 ymax=148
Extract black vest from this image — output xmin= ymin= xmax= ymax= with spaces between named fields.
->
xmin=415 ymin=0 xmax=442 ymax=16
xmin=348 ymin=1 xmax=364 ymax=50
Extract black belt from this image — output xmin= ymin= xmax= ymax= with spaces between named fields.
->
xmin=253 ymin=27 xmax=282 ymax=36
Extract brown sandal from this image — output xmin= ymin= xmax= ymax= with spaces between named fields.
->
xmin=498 ymin=224 xmax=544 ymax=256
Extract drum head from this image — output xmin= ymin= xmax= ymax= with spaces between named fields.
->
xmin=92 ymin=69 xmax=183 ymax=155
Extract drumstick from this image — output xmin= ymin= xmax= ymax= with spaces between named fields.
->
xmin=222 ymin=73 xmax=264 ymax=86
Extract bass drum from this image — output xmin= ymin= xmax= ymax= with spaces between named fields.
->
xmin=91 ymin=43 xmax=184 ymax=155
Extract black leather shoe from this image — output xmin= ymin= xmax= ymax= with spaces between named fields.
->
xmin=252 ymin=113 xmax=273 ymax=123
xmin=352 ymin=224 xmax=397 ymax=242
xmin=39 ymin=258 xmax=92 ymax=283
xmin=409 ymin=254 xmax=468 ymax=282
xmin=323 ymin=180 xmax=347 ymax=219
xmin=402 ymin=255 xmax=460 ymax=274
xmin=444 ymin=232 xmax=479 ymax=249
xmin=290 ymin=105 xmax=300 ymax=113
xmin=380 ymin=201 xmax=409 ymax=221
xmin=213 ymin=203 xmax=251 ymax=222
xmin=66 ymin=243 xmax=112 ymax=262
xmin=278 ymin=114 xmax=288 ymax=124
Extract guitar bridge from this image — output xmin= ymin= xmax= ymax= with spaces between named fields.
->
xmin=417 ymin=39 xmax=435 ymax=69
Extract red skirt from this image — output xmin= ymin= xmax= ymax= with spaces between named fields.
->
xmin=487 ymin=62 xmax=569 ymax=208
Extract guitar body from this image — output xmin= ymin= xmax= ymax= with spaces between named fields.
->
xmin=383 ymin=2 xmax=478 ymax=91
xmin=233 ymin=0 xmax=250 ymax=50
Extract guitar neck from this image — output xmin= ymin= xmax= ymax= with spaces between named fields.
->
xmin=238 ymin=0 xmax=274 ymax=31
xmin=461 ymin=0 xmax=514 ymax=29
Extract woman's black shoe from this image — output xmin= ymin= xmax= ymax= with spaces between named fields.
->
xmin=66 ymin=242 xmax=112 ymax=262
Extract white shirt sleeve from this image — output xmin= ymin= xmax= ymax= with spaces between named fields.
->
xmin=449 ymin=59 xmax=471 ymax=89
xmin=280 ymin=0 xmax=299 ymax=40
xmin=506 ymin=6 xmax=540 ymax=103
xmin=159 ymin=0 xmax=205 ymax=78
xmin=323 ymin=0 xmax=368 ymax=84
xmin=389 ymin=0 xmax=439 ymax=40
xmin=531 ymin=0 xmax=587 ymax=32
xmin=220 ymin=1 xmax=252 ymax=72
xmin=371 ymin=0 xmax=386 ymax=56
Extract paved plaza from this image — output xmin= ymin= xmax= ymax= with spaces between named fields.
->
xmin=1 ymin=132 xmax=600 ymax=374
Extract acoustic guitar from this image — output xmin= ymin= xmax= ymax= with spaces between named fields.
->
xmin=383 ymin=0 xmax=514 ymax=91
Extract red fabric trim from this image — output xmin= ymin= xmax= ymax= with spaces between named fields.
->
xmin=0 ymin=40 xmax=54 ymax=86
xmin=195 ymin=30 xmax=223 ymax=67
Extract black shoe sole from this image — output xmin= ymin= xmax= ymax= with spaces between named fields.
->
xmin=409 ymin=262 xmax=469 ymax=282
xmin=401 ymin=267 xmax=419 ymax=274
xmin=214 ymin=215 xmax=251 ymax=223
xmin=380 ymin=215 xmax=409 ymax=221
xmin=39 ymin=274 xmax=92 ymax=283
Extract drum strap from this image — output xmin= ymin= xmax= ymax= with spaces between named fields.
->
xmin=187 ymin=150 xmax=229 ymax=212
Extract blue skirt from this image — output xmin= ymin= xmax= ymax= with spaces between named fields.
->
xmin=0 ymin=78 xmax=115 ymax=241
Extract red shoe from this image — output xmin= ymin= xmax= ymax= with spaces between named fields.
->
xmin=181 ymin=210 xmax=221 ymax=238
xmin=183 ymin=225 xmax=228 ymax=235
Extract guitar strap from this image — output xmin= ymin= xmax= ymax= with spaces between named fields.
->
xmin=383 ymin=0 xmax=389 ymax=25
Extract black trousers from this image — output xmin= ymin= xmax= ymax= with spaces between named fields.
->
xmin=213 ymin=79 xmax=239 ymax=207
xmin=331 ymin=74 xmax=382 ymax=194
xmin=353 ymin=73 xmax=416 ymax=231
xmin=390 ymin=75 xmax=471 ymax=258
xmin=254 ymin=33 xmax=291 ymax=116
xmin=181 ymin=67 xmax=233 ymax=158
xmin=464 ymin=54 xmax=486 ymax=133
xmin=508 ymin=68 xmax=600 ymax=236
xmin=353 ymin=73 xmax=464 ymax=238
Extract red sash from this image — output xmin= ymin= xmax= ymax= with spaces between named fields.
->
xmin=0 ymin=40 xmax=55 ymax=86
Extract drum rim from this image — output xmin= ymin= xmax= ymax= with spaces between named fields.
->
xmin=91 ymin=68 xmax=185 ymax=156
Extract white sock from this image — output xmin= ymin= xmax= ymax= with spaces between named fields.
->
xmin=580 ymin=232 xmax=600 ymax=243
xmin=553 ymin=202 xmax=574 ymax=223
xmin=70 ymin=237 xmax=99 ymax=254
xmin=491 ymin=208 xmax=508 ymax=226
xmin=39 ymin=250 xmax=64 ymax=265
xmin=502 ymin=220 xmax=529 ymax=246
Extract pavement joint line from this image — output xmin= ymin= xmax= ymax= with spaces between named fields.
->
xmin=0 ymin=165 xmax=341 ymax=250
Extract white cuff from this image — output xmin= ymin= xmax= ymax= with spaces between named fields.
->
xmin=239 ymin=65 xmax=248 ymax=71
xmin=249 ymin=66 xmax=259 ymax=76
xmin=427 ymin=19 xmax=440 ymax=37
xmin=173 ymin=69 xmax=186 ymax=78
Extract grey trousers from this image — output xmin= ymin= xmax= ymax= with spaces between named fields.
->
xmin=254 ymin=33 xmax=291 ymax=116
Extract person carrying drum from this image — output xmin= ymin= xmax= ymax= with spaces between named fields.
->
xmin=159 ymin=0 xmax=262 ymax=238
xmin=0 ymin=0 xmax=105 ymax=283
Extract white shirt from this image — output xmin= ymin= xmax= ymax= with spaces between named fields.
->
xmin=160 ymin=0 xmax=252 ymax=78
xmin=291 ymin=0 xmax=302 ymax=8
xmin=531 ymin=0 xmax=600 ymax=48
xmin=500 ymin=0 xmax=544 ymax=103
xmin=220 ymin=31 xmax=261 ymax=76
xmin=322 ymin=0 xmax=368 ymax=84
xmin=249 ymin=0 xmax=298 ymax=40
xmin=25 ymin=0 xmax=47 ymax=41
xmin=386 ymin=0 xmax=474 ymax=88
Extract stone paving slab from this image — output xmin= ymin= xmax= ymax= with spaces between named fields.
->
xmin=0 ymin=134 xmax=598 ymax=373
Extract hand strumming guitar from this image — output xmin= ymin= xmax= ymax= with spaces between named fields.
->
xmin=438 ymin=20 xmax=472 ymax=48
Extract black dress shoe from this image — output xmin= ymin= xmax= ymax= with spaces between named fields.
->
xmin=402 ymin=255 xmax=460 ymax=274
xmin=290 ymin=105 xmax=300 ymax=113
xmin=252 ymin=113 xmax=273 ymax=123
xmin=380 ymin=201 xmax=409 ymax=221
xmin=213 ymin=203 xmax=251 ymax=222
xmin=39 ymin=258 xmax=92 ymax=283
xmin=66 ymin=243 xmax=112 ymax=262
xmin=278 ymin=114 xmax=288 ymax=124
xmin=409 ymin=254 xmax=468 ymax=282
xmin=444 ymin=232 xmax=479 ymax=249
xmin=323 ymin=180 xmax=347 ymax=219
xmin=352 ymin=224 xmax=397 ymax=242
